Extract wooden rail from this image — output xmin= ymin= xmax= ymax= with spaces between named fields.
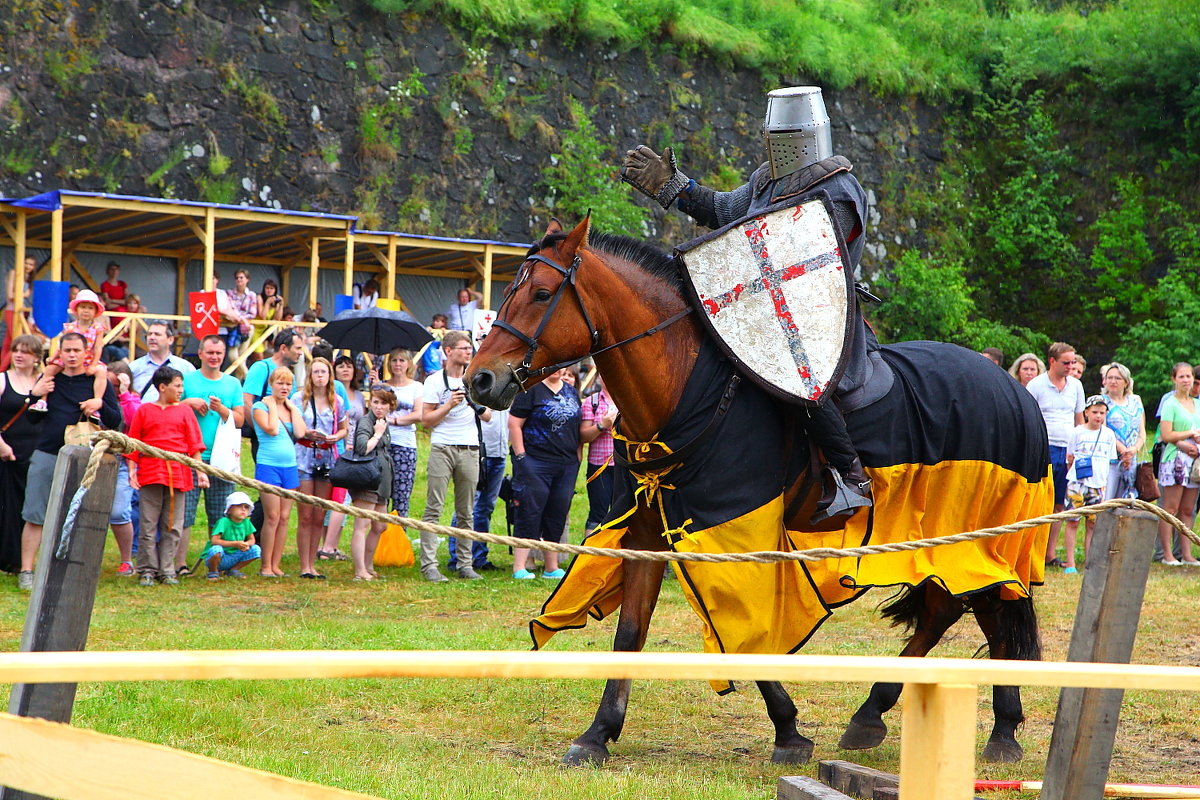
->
xmin=1 ymin=650 xmax=1198 ymax=800
xmin=1 ymin=650 xmax=1199 ymax=690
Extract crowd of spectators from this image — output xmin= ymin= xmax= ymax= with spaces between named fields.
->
xmin=985 ymin=342 xmax=1199 ymax=572
xmin=2 ymin=269 xmax=617 ymax=590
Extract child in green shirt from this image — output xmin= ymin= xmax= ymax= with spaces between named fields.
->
xmin=203 ymin=492 xmax=261 ymax=580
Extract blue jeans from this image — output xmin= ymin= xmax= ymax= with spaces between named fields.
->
xmin=448 ymin=455 xmax=506 ymax=568
xmin=1049 ymin=445 xmax=1068 ymax=506
xmin=585 ymin=461 xmax=615 ymax=531
xmin=513 ymin=455 xmax=578 ymax=542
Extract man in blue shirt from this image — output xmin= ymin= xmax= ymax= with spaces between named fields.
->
xmin=130 ymin=320 xmax=195 ymax=401
xmin=177 ymin=335 xmax=245 ymax=575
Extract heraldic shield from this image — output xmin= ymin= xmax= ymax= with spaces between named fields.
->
xmin=676 ymin=193 xmax=855 ymax=406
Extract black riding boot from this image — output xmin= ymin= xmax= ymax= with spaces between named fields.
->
xmin=805 ymin=403 xmax=872 ymax=523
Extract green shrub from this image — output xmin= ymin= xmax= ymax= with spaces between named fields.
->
xmin=540 ymin=98 xmax=650 ymax=237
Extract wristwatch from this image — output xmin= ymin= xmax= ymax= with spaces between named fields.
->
xmin=514 ymin=452 xmax=526 ymax=461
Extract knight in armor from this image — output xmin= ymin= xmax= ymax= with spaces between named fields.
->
xmin=620 ymin=86 xmax=873 ymax=523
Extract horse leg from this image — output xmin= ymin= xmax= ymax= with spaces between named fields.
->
xmin=755 ymin=681 xmax=815 ymax=764
xmin=839 ymin=583 xmax=965 ymax=750
xmin=975 ymin=592 xmax=1040 ymax=763
xmin=562 ymin=557 xmax=667 ymax=767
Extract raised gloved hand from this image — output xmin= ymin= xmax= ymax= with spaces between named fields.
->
xmin=620 ymin=145 xmax=691 ymax=209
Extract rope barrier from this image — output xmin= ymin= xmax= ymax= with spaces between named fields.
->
xmin=84 ymin=431 xmax=1200 ymax=565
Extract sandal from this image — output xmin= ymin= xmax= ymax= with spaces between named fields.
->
xmin=206 ymin=571 xmax=221 ymax=581
xmin=177 ymin=565 xmax=194 ymax=578
xmin=317 ymin=550 xmax=335 ymax=561
xmin=1045 ymin=557 xmax=1065 ymax=568
xmin=299 ymin=572 xmax=327 ymax=580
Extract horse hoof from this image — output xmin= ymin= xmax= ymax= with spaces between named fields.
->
xmin=981 ymin=738 xmax=1023 ymax=763
xmin=561 ymin=743 xmax=610 ymax=767
xmin=771 ymin=738 xmax=815 ymax=764
xmin=838 ymin=721 xmax=887 ymax=750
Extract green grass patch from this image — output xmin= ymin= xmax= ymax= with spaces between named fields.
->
xmin=367 ymin=0 xmax=1200 ymax=101
xmin=2 ymin=433 xmax=1199 ymax=795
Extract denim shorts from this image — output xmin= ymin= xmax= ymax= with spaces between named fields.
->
xmin=255 ymin=463 xmax=299 ymax=490
xmin=202 ymin=543 xmax=262 ymax=571
xmin=109 ymin=458 xmax=134 ymax=525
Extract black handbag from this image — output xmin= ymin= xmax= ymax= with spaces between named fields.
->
xmin=329 ymin=449 xmax=381 ymax=492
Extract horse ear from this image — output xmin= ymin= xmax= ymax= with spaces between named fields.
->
xmin=544 ymin=218 xmax=564 ymax=236
xmin=563 ymin=212 xmax=591 ymax=253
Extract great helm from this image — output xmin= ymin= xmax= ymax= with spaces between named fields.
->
xmin=764 ymin=86 xmax=832 ymax=180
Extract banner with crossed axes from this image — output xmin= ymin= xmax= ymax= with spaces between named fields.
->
xmin=676 ymin=194 xmax=855 ymax=406
xmin=189 ymin=291 xmax=220 ymax=339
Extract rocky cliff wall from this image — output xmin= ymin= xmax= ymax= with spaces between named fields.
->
xmin=0 ymin=0 xmax=941 ymax=273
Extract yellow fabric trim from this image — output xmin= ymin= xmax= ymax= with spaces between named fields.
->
xmin=799 ymin=459 xmax=1052 ymax=606
xmin=531 ymin=526 xmax=626 ymax=651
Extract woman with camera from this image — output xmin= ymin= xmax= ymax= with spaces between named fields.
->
xmin=293 ymin=357 xmax=347 ymax=579
xmin=252 ymin=367 xmax=307 ymax=577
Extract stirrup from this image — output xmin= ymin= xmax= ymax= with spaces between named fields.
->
xmin=811 ymin=466 xmax=872 ymax=524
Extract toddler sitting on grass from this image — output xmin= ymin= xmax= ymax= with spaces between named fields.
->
xmin=203 ymin=491 xmax=261 ymax=580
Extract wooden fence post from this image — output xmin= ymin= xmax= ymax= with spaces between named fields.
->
xmin=2 ymin=445 xmax=118 ymax=800
xmin=1040 ymin=508 xmax=1158 ymax=800
xmin=898 ymin=682 xmax=977 ymax=800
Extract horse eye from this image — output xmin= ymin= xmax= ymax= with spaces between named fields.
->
xmin=533 ymin=288 xmax=552 ymax=302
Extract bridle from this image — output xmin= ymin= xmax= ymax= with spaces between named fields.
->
xmin=490 ymin=248 xmax=693 ymax=385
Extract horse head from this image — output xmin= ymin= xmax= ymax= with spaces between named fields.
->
xmin=468 ymin=216 xmax=601 ymax=410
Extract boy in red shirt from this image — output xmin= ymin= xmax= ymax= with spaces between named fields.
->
xmin=128 ymin=365 xmax=208 ymax=586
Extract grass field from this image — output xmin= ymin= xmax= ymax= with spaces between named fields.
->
xmin=2 ymin=435 xmax=1200 ymax=798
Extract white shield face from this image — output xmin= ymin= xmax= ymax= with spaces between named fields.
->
xmin=679 ymin=198 xmax=851 ymax=404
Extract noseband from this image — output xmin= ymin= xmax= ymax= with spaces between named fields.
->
xmin=491 ymin=250 xmax=692 ymax=385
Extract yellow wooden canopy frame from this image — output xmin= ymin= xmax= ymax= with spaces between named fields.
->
xmin=0 ymin=191 xmax=529 ymax=337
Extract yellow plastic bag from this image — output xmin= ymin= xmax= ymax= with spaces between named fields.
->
xmin=373 ymin=523 xmax=415 ymax=567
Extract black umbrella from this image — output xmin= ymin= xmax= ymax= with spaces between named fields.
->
xmin=317 ymin=307 xmax=433 ymax=353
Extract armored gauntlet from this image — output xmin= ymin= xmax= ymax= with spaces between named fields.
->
xmin=620 ymin=145 xmax=691 ymax=209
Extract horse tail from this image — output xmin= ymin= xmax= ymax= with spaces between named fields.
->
xmin=999 ymin=595 xmax=1042 ymax=662
xmin=877 ymin=584 xmax=924 ymax=633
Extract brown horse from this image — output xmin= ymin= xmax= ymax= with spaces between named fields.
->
xmin=467 ymin=217 xmax=1048 ymax=766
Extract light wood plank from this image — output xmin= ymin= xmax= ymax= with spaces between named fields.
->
xmin=899 ymin=683 xmax=976 ymax=800
xmin=0 ymin=713 xmax=381 ymax=800
xmin=0 ymin=651 xmax=1197 ymax=691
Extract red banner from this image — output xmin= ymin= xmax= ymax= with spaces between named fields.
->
xmin=189 ymin=291 xmax=220 ymax=339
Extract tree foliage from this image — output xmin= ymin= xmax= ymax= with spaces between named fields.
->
xmin=871 ymin=249 xmax=1048 ymax=359
xmin=540 ymin=99 xmax=650 ymax=237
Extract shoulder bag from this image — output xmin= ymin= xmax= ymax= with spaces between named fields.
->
xmin=1135 ymin=462 xmax=1160 ymax=502
xmin=329 ymin=419 xmax=381 ymax=491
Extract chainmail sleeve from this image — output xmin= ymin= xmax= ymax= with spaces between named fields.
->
xmin=676 ymin=182 xmax=753 ymax=230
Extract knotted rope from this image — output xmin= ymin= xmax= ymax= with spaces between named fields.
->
xmin=81 ymin=431 xmax=1200 ymax=565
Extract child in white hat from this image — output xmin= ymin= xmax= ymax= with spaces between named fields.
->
xmin=202 ymin=491 xmax=261 ymax=580
xmin=34 ymin=288 xmax=109 ymax=414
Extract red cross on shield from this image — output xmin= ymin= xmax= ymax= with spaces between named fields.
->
xmin=676 ymin=196 xmax=854 ymax=406
xmin=189 ymin=291 xmax=220 ymax=339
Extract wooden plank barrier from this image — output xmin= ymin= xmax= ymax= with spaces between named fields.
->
xmin=0 ymin=713 xmax=382 ymax=800
xmin=1 ymin=651 xmax=1199 ymax=800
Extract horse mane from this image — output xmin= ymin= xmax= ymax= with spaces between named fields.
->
xmin=532 ymin=230 xmax=683 ymax=290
